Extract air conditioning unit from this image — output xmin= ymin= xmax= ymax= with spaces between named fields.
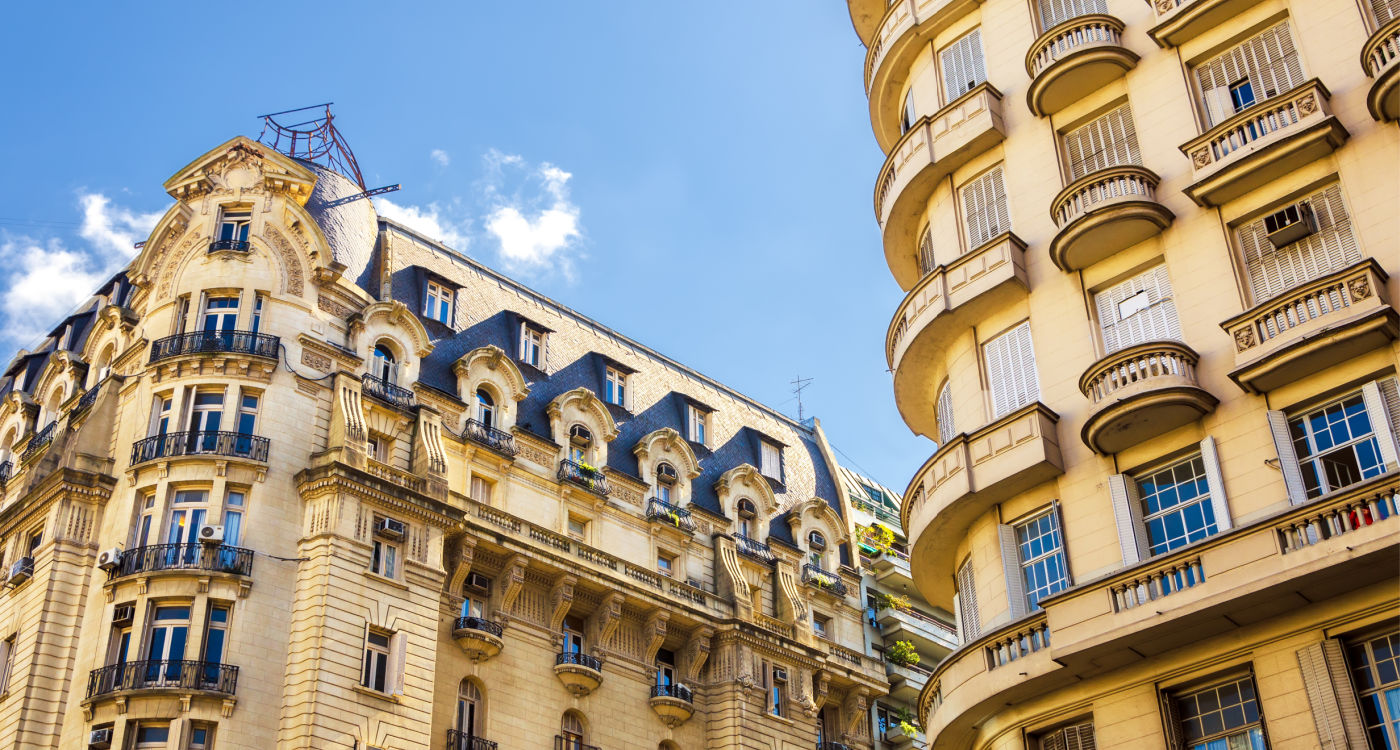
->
xmin=465 ymin=572 xmax=492 ymax=592
xmin=772 ymin=667 xmax=788 ymax=681
xmin=8 ymin=558 xmax=33 ymax=586
xmin=95 ymin=548 xmax=123 ymax=571
xmin=111 ymin=605 xmax=135 ymax=628
xmin=1264 ymin=203 xmax=1317 ymax=247
xmin=569 ymin=424 xmax=592 ymax=445
xmin=198 ymin=524 xmax=225 ymax=545
xmin=88 ymin=727 xmax=113 ymax=749
xmin=375 ymin=517 xmax=406 ymax=540
xmin=656 ymin=463 xmax=678 ymax=483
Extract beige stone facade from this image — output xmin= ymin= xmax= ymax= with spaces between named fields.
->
xmin=0 ymin=137 xmax=889 ymax=749
xmin=847 ymin=0 xmax=1399 ymax=747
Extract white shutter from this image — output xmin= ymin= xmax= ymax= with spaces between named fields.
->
xmin=1378 ymin=377 xmax=1400 ymax=462
xmin=940 ymin=30 xmax=986 ymax=102
xmin=1063 ymin=104 xmax=1141 ymax=180
xmin=389 ymin=631 xmax=407 ymax=696
xmin=936 ymin=382 xmax=956 ymax=445
xmin=951 ymin=592 xmax=964 ymax=646
xmin=960 ymin=166 xmax=1010 ymax=251
xmin=998 ymin=524 xmax=1028 ymax=619
xmin=1361 ymin=381 xmax=1400 ymax=470
xmin=956 ymin=559 xmax=980 ymax=640
xmin=1241 ymin=184 xmax=1360 ymax=303
xmin=1195 ymin=22 xmax=1306 ymax=125
xmin=1038 ymin=0 xmax=1108 ymax=29
xmin=1297 ymin=640 xmax=1370 ymax=749
xmin=1267 ymin=410 xmax=1309 ymax=505
xmin=984 ymin=322 xmax=1040 ymax=418
xmin=1199 ymin=437 xmax=1233 ymax=533
xmin=1108 ymin=474 xmax=1148 ymax=565
xmin=918 ymin=225 xmax=938 ymax=275
xmin=1094 ymin=265 xmax=1181 ymax=353
xmin=1374 ymin=0 xmax=1400 ymax=25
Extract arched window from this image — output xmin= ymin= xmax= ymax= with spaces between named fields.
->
xmin=476 ymin=389 xmax=496 ymax=429
xmin=92 ymin=344 xmax=115 ymax=387
xmin=456 ymin=679 xmax=483 ymax=739
xmin=561 ymin=711 xmax=587 ymax=750
xmin=736 ymin=498 xmax=757 ymax=538
xmin=656 ymin=462 xmax=677 ymax=503
xmin=372 ymin=343 xmax=397 ymax=383
xmin=936 ymin=381 xmax=956 ymax=445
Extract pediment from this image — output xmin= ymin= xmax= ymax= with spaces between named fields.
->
xmin=162 ymin=136 xmax=317 ymax=205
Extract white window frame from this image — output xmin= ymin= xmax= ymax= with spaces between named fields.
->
xmin=519 ymin=324 xmax=545 ymax=368
xmin=425 ymin=279 xmax=452 ymax=325
xmin=604 ymin=367 xmax=626 ymax=407
xmin=759 ymin=441 xmax=783 ymax=480
xmin=687 ymin=405 xmax=707 ymax=445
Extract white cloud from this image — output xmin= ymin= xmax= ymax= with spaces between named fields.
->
xmin=376 ymin=198 xmax=470 ymax=250
xmin=482 ymin=156 xmax=583 ymax=278
xmin=78 ymin=193 xmax=162 ymax=257
xmin=430 ymin=149 xmax=451 ymax=167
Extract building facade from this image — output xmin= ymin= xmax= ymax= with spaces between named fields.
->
xmin=847 ymin=0 xmax=1400 ymax=748
xmin=0 ymin=136 xmax=890 ymax=749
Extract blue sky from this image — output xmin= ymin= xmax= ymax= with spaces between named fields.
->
xmin=0 ymin=3 xmax=930 ymax=490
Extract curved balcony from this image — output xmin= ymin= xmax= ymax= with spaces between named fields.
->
xmin=1181 ymin=79 xmax=1348 ymax=207
xmin=887 ymin=233 xmax=1028 ymax=438
xmin=447 ymin=730 xmax=498 ymax=750
xmin=1148 ymin=0 xmax=1266 ymax=48
xmin=452 ymin=616 xmax=504 ymax=662
xmin=646 ymin=498 xmax=696 ymax=533
xmin=903 ymin=404 xmax=1063 ymax=606
xmin=85 ymin=660 xmax=238 ymax=702
xmin=1048 ymin=166 xmax=1173 ymax=271
xmin=1222 ymin=260 xmax=1396 ymax=394
xmin=876 ymin=84 xmax=1007 ymax=288
xmin=149 ymin=330 xmax=279 ymax=364
xmin=848 ymin=0 xmax=886 ymax=45
xmin=463 ymin=418 xmax=518 ymax=456
xmin=362 ymin=374 xmax=416 ymax=410
xmin=802 ymin=564 xmax=849 ymax=598
xmin=554 ymin=651 xmax=603 ymax=696
xmin=557 ymin=459 xmax=609 ymax=496
xmin=1364 ymin=16 xmax=1400 ymax=122
xmin=1025 ymin=15 xmax=1138 ymax=117
xmin=649 ymin=683 xmax=695 ymax=727
xmin=734 ymin=533 xmax=776 ymax=564
xmin=19 ymin=421 xmax=57 ymax=464
xmin=130 ymin=430 xmax=269 ymax=467
xmin=208 ymin=239 xmax=251 ymax=253
xmin=108 ymin=543 xmax=254 ymax=581
xmin=864 ymin=0 xmax=988 ymax=151
xmin=1078 ymin=341 xmax=1217 ymax=454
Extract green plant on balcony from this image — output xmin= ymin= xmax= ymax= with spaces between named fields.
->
xmin=858 ymin=523 xmax=895 ymax=556
xmin=578 ymin=460 xmax=599 ymax=475
xmin=873 ymin=591 xmax=912 ymax=612
xmin=893 ymin=706 xmax=922 ymax=736
xmin=885 ymin=640 xmax=920 ymax=668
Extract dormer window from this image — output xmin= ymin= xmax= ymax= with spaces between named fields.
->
xmin=475 ymin=389 xmax=495 ymax=429
xmin=569 ymin=425 xmax=592 ymax=463
xmin=736 ymin=498 xmax=757 ymax=538
xmin=372 ymin=344 xmax=397 ymax=384
xmin=687 ymin=405 xmax=708 ymax=445
xmin=759 ymin=440 xmax=783 ymax=480
xmin=656 ymin=462 xmax=677 ymax=503
xmin=425 ymin=280 xmax=452 ymax=325
xmin=214 ymin=208 xmax=251 ymax=252
xmin=519 ymin=324 xmax=545 ymax=368
xmin=604 ymin=367 xmax=626 ymax=407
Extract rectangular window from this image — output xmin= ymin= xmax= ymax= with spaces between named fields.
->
xmin=1347 ymin=629 xmax=1400 ymax=747
xmin=567 ymin=516 xmax=588 ymax=541
xmin=361 ymin=629 xmax=391 ymax=693
xmin=186 ymin=722 xmax=214 ymax=750
xmin=1137 ymin=455 xmax=1219 ymax=556
xmin=1037 ymin=0 xmax=1107 ymax=30
xmin=519 ymin=324 xmax=545 ymax=368
xmin=813 ymin=613 xmax=830 ymax=639
xmin=251 ymin=293 xmax=264 ymax=334
xmin=235 ymin=392 xmax=259 ymax=436
xmin=939 ymin=29 xmax=986 ymax=101
xmin=145 ymin=604 xmax=191 ymax=682
xmin=201 ymin=296 xmax=239 ymax=334
xmin=960 ymin=166 xmax=1010 ymax=251
xmin=1034 ymin=720 xmax=1096 ymax=750
xmin=760 ymin=441 xmax=782 ymax=480
xmin=217 ymin=209 xmax=251 ymax=244
xmin=1289 ymin=392 xmax=1387 ymax=499
xmin=604 ymin=367 xmax=626 ymax=406
xmin=0 ymin=635 xmax=13 ymax=694
xmin=687 ymin=405 xmax=708 ymax=445
xmin=188 ymin=390 xmax=226 ymax=434
xmin=370 ymin=538 xmax=398 ymax=578
xmin=1195 ymin=22 xmax=1305 ymax=125
xmin=26 ymin=528 xmax=41 ymax=558
xmin=133 ymin=723 xmax=172 ymax=749
xmin=1237 ymin=184 xmax=1359 ymax=304
xmin=1063 ymin=103 xmax=1140 ymax=180
xmin=425 ymin=280 xmax=452 ymax=325
xmin=151 ymin=394 xmax=173 ymax=437
xmin=1094 ymin=264 xmax=1181 ymax=354
xmin=366 ymin=433 xmax=388 ymax=464
xmin=562 ymin=616 xmax=585 ymax=654
xmin=770 ymin=666 xmax=787 ymax=717
xmin=657 ymin=552 xmax=674 ymax=577
xmin=1015 ymin=509 xmax=1069 ymax=610
xmin=1170 ymin=676 xmax=1268 ymax=750
xmin=983 ymin=322 xmax=1039 ymax=419
xmin=469 ymin=476 xmax=492 ymax=504
xmin=223 ymin=490 xmax=244 ymax=547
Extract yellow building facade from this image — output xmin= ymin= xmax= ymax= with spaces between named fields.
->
xmin=847 ymin=0 xmax=1400 ymax=747
xmin=0 ymin=137 xmax=890 ymax=749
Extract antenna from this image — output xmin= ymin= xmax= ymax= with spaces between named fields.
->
xmin=256 ymin=104 xmax=401 ymax=204
xmin=790 ymin=375 xmax=814 ymax=422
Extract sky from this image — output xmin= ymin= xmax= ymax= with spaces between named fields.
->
xmin=0 ymin=2 xmax=931 ymax=491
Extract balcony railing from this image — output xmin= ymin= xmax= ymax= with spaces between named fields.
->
xmin=651 ymin=683 xmax=693 ymax=703
xmin=362 ymin=375 xmax=416 ymax=410
xmin=1277 ymin=484 xmax=1398 ymax=554
xmin=1027 ymin=14 xmax=1127 ymax=79
xmin=1109 ymin=555 xmax=1205 ymax=612
xmin=0 ymin=461 xmax=11 ymax=486
xmin=557 ymin=460 xmax=609 ymax=496
xmin=86 ymin=660 xmax=238 ymax=700
xmin=130 ymin=431 xmax=270 ymax=465
xmin=555 ymin=652 xmax=602 ymax=671
xmin=73 ymin=385 xmax=101 ymax=416
xmin=802 ymin=564 xmax=848 ymax=597
xmin=453 ymin=616 xmax=504 ymax=637
xmin=734 ymin=533 xmax=775 ymax=564
xmin=1080 ymin=341 xmax=1201 ymax=403
xmin=149 ymin=330 xmax=279 ymax=363
xmin=645 ymin=498 xmax=695 ymax=532
xmin=818 ymin=743 xmax=855 ymax=750
xmin=555 ymin=736 xmax=600 ymax=750
xmin=463 ymin=419 xmax=517 ymax=456
xmin=208 ymin=239 xmax=251 ymax=253
xmin=108 ymin=543 xmax=254 ymax=581
xmin=446 ymin=730 xmax=498 ymax=750
xmin=19 ymin=421 xmax=57 ymax=464
xmin=985 ymin=615 xmax=1051 ymax=669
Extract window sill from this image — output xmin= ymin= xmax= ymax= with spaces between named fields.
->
xmin=352 ymin=684 xmax=400 ymax=704
xmin=363 ymin=570 xmax=410 ymax=591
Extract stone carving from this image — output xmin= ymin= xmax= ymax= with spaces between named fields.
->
xmin=1297 ymin=93 xmax=1318 ymax=116
xmin=1191 ymin=148 xmax=1211 ymax=169
xmin=681 ymin=626 xmax=713 ymax=682
xmin=588 ymin=592 xmax=624 ymax=657
xmin=1348 ymin=276 xmax=1372 ymax=300
xmin=492 ymin=554 xmax=528 ymax=624
xmin=842 ymin=687 xmax=871 ymax=741
xmin=301 ymin=349 xmax=332 ymax=372
xmin=1233 ymin=326 xmax=1256 ymax=352
xmin=318 ymin=294 xmax=356 ymax=320
xmin=261 ymin=226 xmax=305 ymax=296
xmin=547 ymin=574 xmax=578 ymax=640
xmin=641 ymin=609 xmax=670 ymax=666
xmin=445 ymin=534 xmax=477 ymax=596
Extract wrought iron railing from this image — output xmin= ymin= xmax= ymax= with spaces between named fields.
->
xmin=86 ymin=659 xmax=239 ymax=699
xmin=802 ymin=564 xmax=848 ymax=597
xmin=818 ymin=742 xmax=854 ymax=750
xmin=734 ymin=533 xmax=775 ymax=564
xmin=362 ymin=375 xmax=416 ymax=409
xmin=108 ymin=543 xmax=254 ymax=580
xmin=650 ymin=683 xmax=693 ymax=703
xmin=558 ymin=460 xmax=609 ymax=496
xmin=463 ymin=419 xmax=517 ymax=456
xmin=208 ymin=239 xmax=251 ymax=252
xmin=0 ymin=461 xmax=11 ymax=486
xmin=555 ymin=651 xmax=602 ymax=671
xmin=149 ymin=330 xmax=279 ymax=363
xmin=645 ymin=498 xmax=695 ymax=532
xmin=73 ymin=385 xmax=101 ymax=416
xmin=446 ymin=729 xmax=498 ymax=750
xmin=453 ymin=616 xmax=503 ymax=638
xmin=130 ymin=431 xmax=270 ymax=465
xmin=555 ymin=736 xmax=600 ymax=750
xmin=20 ymin=422 xmax=57 ymax=463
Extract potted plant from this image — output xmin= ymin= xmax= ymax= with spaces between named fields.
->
xmin=873 ymin=591 xmax=913 ymax=613
xmin=893 ymin=706 xmax=922 ymax=737
xmin=885 ymin=640 xmax=920 ymax=668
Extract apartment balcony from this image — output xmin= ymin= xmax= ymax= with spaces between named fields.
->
xmin=646 ymin=497 xmax=696 ymax=533
xmin=802 ymin=564 xmax=849 ymax=598
xmin=208 ymin=239 xmax=251 ymax=253
xmin=446 ymin=729 xmax=498 ymax=750
xmin=0 ymin=461 xmax=11 ymax=488
xmin=130 ymin=430 xmax=269 ymax=467
xmin=887 ymin=234 xmax=1028 ymax=437
xmin=1147 ymin=0 xmax=1265 ymax=47
xmin=554 ymin=652 xmax=603 ymax=696
xmin=734 ymin=533 xmax=776 ymax=564
xmin=1222 ymin=260 xmax=1396 ymax=394
xmin=107 ymin=543 xmax=254 ymax=582
xmin=649 ymin=683 xmax=695 ymax=728
xmin=886 ymin=659 xmax=933 ymax=703
xmin=556 ymin=738 xmax=601 ymax=750
xmin=883 ymin=726 xmax=924 ymax=748
xmin=819 ymin=743 xmax=856 ymax=750
xmin=877 ymin=606 xmax=959 ymax=656
xmin=871 ymin=548 xmax=914 ymax=589
xmin=1181 ymin=80 xmax=1348 ymax=207
xmin=1025 ymin=15 xmax=1138 ymax=117
xmin=462 ymin=418 xmax=517 ymax=456
xmin=864 ymin=0 xmax=988 ymax=151
xmin=558 ymin=459 xmax=610 ymax=496
xmin=452 ymin=616 xmax=504 ymax=662
xmin=362 ymin=374 xmax=416 ymax=410
xmin=18 ymin=421 xmax=57 ymax=465
xmin=1048 ymin=166 xmax=1173 ymax=271
xmin=1364 ymin=16 xmax=1400 ymax=121
xmin=904 ymin=404 xmax=1063 ymax=605
xmin=85 ymin=660 xmax=238 ymax=702
xmin=1078 ymin=341 xmax=1217 ymax=454
xmin=876 ymin=84 xmax=1007 ymax=288
xmin=148 ymin=330 xmax=279 ymax=365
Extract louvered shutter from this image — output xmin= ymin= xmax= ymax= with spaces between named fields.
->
xmin=1065 ymin=722 xmax=1097 ymax=750
xmin=1108 ymin=474 xmax=1148 ymax=565
xmin=1361 ymin=380 xmax=1400 ymax=470
xmin=1375 ymin=0 xmax=1400 ymax=24
xmin=1038 ymin=0 xmax=1108 ymax=29
xmin=1241 ymin=184 xmax=1360 ymax=303
xmin=956 ymin=559 xmax=980 ymax=640
xmin=1160 ymin=691 xmax=1186 ymax=750
xmin=1267 ymin=410 xmax=1309 ymax=505
xmin=998 ymin=524 xmax=1029 ymax=618
xmin=940 ymin=30 xmax=986 ymax=102
xmin=936 ymin=382 xmax=956 ymax=445
xmin=1195 ymin=23 xmax=1306 ymax=126
xmin=918 ymin=225 xmax=938 ymax=275
xmin=1378 ymin=377 xmax=1400 ymax=463
xmin=1199 ymin=437 xmax=1233 ymax=533
xmin=984 ymin=322 xmax=1040 ymax=418
xmin=1041 ymin=730 xmax=1067 ymax=750
xmin=1064 ymin=105 xmax=1141 ymax=180
xmin=961 ymin=167 xmax=1010 ymax=251
xmin=1051 ymin=500 xmax=1073 ymax=586
xmin=1297 ymin=640 xmax=1370 ymax=749
xmin=951 ymin=591 xmax=964 ymax=646
xmin=1094 ymin=265 xmax=1181 ymax=353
